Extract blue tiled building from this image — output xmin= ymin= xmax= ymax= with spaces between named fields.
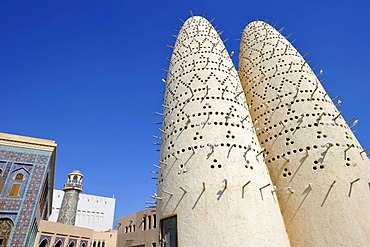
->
xmin=0 ymin=133 xmax=56 ymax=247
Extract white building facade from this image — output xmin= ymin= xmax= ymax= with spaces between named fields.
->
xmin=49 ymin=189 xmax=116 ymax=232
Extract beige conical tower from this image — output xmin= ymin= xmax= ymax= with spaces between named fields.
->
xmin=239 ymin=20 xmax=370 ymax=246
xmin=156 ymin=16 xmax=290 ymax=246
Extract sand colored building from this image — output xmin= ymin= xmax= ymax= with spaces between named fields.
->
xmin=92 ymin=231 xmax=117 ymax=247
xmin=35 ymin=220 xmax=92 ymax=247
xmin=35 ymin=220 xmax=117 ymax=247
xmin=238 ymin=20 xmax=370 ymax=246
xmin=117 ymin=209 xmax=157 ymax=247
xmin=156 ymin=16 xmax=290 ymax=246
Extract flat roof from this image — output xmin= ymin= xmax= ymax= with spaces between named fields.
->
xmin=0 ymin=132 xmax=57 ymax=151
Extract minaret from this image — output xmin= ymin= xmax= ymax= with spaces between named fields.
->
xmin=156 ymin=16 xmax=290 ymax=246
xmin=57 ymin=170 xmax=83 ymax=225
xmin=239 ymin=21 xmax=370 ymax=246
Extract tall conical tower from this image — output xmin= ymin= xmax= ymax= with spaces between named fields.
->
xmin=239 ymin=20 xmax=370 ymax=246
xmin=156 ymin=16 xmax=290 ymax=246
xmin=57 ymin=170 xmax=83 ymax=225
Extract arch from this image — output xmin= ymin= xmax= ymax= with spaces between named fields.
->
xmin=39 ymin=238 xmax=49 ymax=247
xmin=68 ymin=241 xmax=75 ymax=247
xmin=92 ymin=241 xmax=96 ymax=247
xmin=81 ymin=243 xmax=86 ymax=247
xmin=0 ymin=218 xmax=13 ymax=247
xmin=14 ymin=172 xmax=25 ymax=181
xmin=54 ymin=240 xmax=63 ymax=247
xmin=101 ymin=242 xmax=105 ymax=247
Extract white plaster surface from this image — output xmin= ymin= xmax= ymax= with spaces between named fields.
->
xmin=157 ymin=16 xmax=290 ymax=247
xmin=49 ymin=189 xmax=116 ymax=232
xmin=239 ymin=20 xmax=370 ymax=246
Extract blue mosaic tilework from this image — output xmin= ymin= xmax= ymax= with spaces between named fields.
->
xmin=0 ymin=213 xmax=17 ymax=222
xmin=68 ymin=238 xmax=77 ymax=246
xmin=54 ymin=237 xmax=65 ymax=246
xmin=80 ymin=240 xmax=88 ymax=246
xmin=0 ymin=199 xmax=21 ymax=211
xmin=39 ymin=235 xmax=52 ymax=245
xmin=3 ymin=166 xmax=32 ymax=199
xmin=12 ymin=163 xmax=32 ymax=173
xmin=2 ymin=162 xmax=11 ymax=180
xmin=0 ymin=150 xmax=36 ymax=163
xmin=11 ymin=165 xmax=45 ymax=246
xmin=36 ymin=155 xmax=49 ymax=165
xmin=0 ymin=145 xmax=53 ymax=246
xmin=0 ymin=161 xmax=6 ymax=176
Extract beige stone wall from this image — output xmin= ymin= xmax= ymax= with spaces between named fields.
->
xmin=117 ymin=209 xmax=157 ymax=247
xmin=239 ymin=20 xmax=370 ymax=246
xmin=156 ymin=16 xmax=290 ymax=246
xmin=34 ymin=220 xmax=93 ymax=246
xmin=92 ymin=230 xmax=117 ymax=247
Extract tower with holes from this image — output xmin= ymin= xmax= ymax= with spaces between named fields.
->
xmin=239 ymin=20 xmax=370 ymax=246
xmin=57 ymin=170 xmax=83 ymax=226
xmin=156 ymin=16 xmax=290 ymax=246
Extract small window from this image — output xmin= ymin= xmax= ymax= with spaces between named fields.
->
xmin=14 ymin=173 xmax=24 ymax=181
xmin=148 ymin=216 xmax=152 ymax=230
xmin=153 ymin=214 xmax=157 ymax=229
xmin=142 ymin=216 xmax=147 ymax=231
xmin=160 ymin=215 xmax=178 ymax=247
xmin=8 ymin=184 xmax=21 ymax=198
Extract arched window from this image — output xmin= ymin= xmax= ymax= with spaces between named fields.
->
xmin=68 ymin=242 xmax=75 ymax=247
xmin=93 ymin=241 xmax=96 ymax=247
xmin=7 ymin=183 xmax=21 ymax=198
xmin=81 ymin=243 xmax=86 ymax=247
xmin=14 ymin=172 xmax=24 ymax=181
xmin=54 ymin=240 xmax=63 ymax=247
xmin=0 ymin=218 xmax=13 ymax=247
xmin=97 ymin=241 xmax=101 ymax=247
xmin=101 ymin=242 xmax=105 ymax=247
xmin=39 ymin=238 xmax=48 ymax=247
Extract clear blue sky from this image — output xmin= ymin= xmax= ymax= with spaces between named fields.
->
xmin=1 ymin=0 xmax=369 ymax=226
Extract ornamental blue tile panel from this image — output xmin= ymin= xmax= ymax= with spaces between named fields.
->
xmin=0 ymin=144 xmax=54 ymax=247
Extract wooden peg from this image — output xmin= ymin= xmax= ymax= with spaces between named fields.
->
xmin=242 ymin=180 xmax=251 ymax=198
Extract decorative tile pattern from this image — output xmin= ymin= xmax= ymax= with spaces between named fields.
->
xmin=0 ymin=200 xmax=21 ymax=211
xmin=10 ymin=165 xmax=46 ymax=246
xmin=12 ymin=163 xmax=32 ymax=173
xmin=36 ymin=155 xmax=50 ymax=166
xmin=39 ymin=235 xmax=52 ymax=245
xmin=0 ymin=151 xmax=36 ymax=163
xmin=80 ymin=240 xmax=88 ymax=246
xmin=68 ymin=238 xmax=77 ymax=246
xmin=2 ymin=162 xmax=12 ymax=180
xmin=54 ymin=237 xmax=65 ymax=246
xmin=0 ymin=213 xmax=17 ymax=222
xmin=0 ymin=145 xmax=53 ymax=246
xmin=57 ymin=190 xmax=80 ymax=225
xmin=3 ymin=167 xmax=32 ymax=199
xmin=0 ymin=161 xmax=6 ymax=177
